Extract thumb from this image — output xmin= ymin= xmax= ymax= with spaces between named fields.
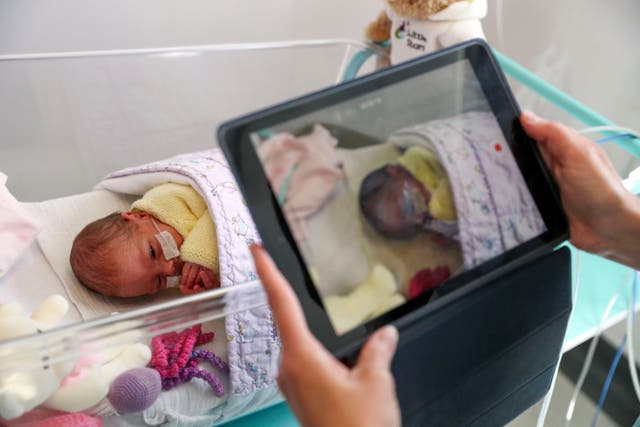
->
xmin=520 ymin=110 xmax=546 ymax=140
xmin=520 ymin=110 xmax=576 ymax=166
xmin=521 ymin=110 xmax=580 ymax=152
xmin=356 ymin=326 xmax=399 ymax=371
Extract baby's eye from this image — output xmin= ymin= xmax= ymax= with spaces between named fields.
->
xmin=149 ymin=244 xmax=157 ymax=260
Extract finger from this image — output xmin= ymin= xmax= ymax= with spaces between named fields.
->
xmin=276 ymin=370 xmax=292 ymax=401
xmin=184 ymin=264 xmax=199 ymax=289
xmin=200 ymin=270 xmax=215 ymax=289
xmin=355 ymin=326 xmax=399 ymax=372
xmin=249 ymin=244 xmax=313 ymax=350
xmin=520 ymin=110 xmax=552 ymax=144
xmin=198 ymin=271 xmax=215 ymax=290
xmin=520 ymin=111 xmax=581 ymax=165
xmin=180 ymin=284 xmax=197 ymax=295
xmin=180 ymin=263 xmax=193 ymax=288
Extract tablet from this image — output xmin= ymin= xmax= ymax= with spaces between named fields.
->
xmin=218 ymin=39 xmax=568 ymax=358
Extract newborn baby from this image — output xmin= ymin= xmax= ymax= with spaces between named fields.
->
xmin=70 ymin=183 xmax=219 ymax=298
xmin=359 ymin=145 xmax=457 ymax=240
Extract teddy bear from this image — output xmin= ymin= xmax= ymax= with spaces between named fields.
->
xmin=43 ymin=339 xmax=159 ymax=415
xmin=365 ymin=0 xmax=488 ymax=65
xmin=0 ymin=295 xmax=161 ymax=420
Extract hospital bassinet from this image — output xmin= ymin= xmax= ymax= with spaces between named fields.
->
xmin=0 ymin=39 xmax=386 ymax=427
xmin=0 ymin=38 xmax=638 ymax=427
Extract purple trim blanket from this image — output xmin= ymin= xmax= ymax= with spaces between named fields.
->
xmin=97 ymin=147 xmax=280 ymax=397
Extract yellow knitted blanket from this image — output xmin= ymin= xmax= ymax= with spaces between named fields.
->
xmin=397 ymin=145 xmax=457 ymax=221
xmin=132 ymin=182 xmax=218 ymax=272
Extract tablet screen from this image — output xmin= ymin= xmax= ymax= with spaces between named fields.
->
xmin=219 ymin=40 xmax=567 ymax=347
xmin=248 ymin=59 xmax=548 ymax=335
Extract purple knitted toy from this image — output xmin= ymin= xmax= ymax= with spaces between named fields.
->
xmin=108 ymin=367 xmax=162 ymax=414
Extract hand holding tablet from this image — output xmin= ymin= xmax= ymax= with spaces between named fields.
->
xmin=521 ymin=110 xmax=640 ymax=270
xmin=219 ymin=39 xmax=568 ymax=358
xmin=250 ymin=243 xmax=402 ymax=427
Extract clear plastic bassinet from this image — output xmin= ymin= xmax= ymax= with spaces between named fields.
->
xmin=0 ymin=39 xmax=387 ymax=426
xmin=1 ymin=37 xmax=639 ymax=427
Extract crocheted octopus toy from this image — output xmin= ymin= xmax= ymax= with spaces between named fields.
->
xmin=365 ymin=0 xmax=488 ymax=65
xmin=149 ymin=324 xmax=228 ymax=397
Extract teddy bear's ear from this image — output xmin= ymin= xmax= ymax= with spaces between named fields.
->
xmin=365 ymin=10 xmax=392 ymax=42
xmin=30 ymin=295 xmax=69 ymax=329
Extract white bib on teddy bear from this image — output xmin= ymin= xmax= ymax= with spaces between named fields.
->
xmin=388 ymin=0 xmax=487 ymax=65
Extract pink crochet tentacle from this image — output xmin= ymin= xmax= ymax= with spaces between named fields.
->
xmin=149 ymin=324 xmax=226 ymax=396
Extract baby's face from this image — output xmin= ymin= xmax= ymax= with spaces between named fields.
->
xmin=360 ymin=165 xmax=431 ymax=239
xmin=110 ymin=213 xmax=184 ymax=298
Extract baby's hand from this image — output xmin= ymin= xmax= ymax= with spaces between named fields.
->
xmin=196 ymin=268 xmax=220 ymax=291
xmin=179 ymin=262 xmax=219 ymax=295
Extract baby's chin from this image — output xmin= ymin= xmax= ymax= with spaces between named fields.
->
xmin=362 ymin=201 xmax=430 ymax=239
xmin=372 ymin=216 xmax=426 ymax=240
xmin=110 ymin=285 xmax=161 ymax=299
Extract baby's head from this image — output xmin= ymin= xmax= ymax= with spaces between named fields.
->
xmin=70 ymin=211 xmax=183 ymax=298
xmin=359 ymin=164 xmax=432 ymax=239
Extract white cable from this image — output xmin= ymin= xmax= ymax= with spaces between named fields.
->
xmin=626 ymin=270 xmax=640 ymax=403
xmin=537 ymin=353 xmax=560 ymax=427
xmin=564 ymin=269 xmax=633 ymax=427
xmin=573 ymin=250 xmax=583 ymax=312
xmin=536 ymin=249 xmax=581 ymax=427
xmin=578 ymin=125 xmax=640 ymax=138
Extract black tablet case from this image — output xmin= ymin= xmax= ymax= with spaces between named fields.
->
xmin=385 ymin=246 xmax=572 ymax=426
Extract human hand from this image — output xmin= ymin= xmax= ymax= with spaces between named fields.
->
xmin=521 ymin=111 xmax=640 ymax=269
xmin=179 ymin=262 xmax=219 ymax=295
xmin=250 ymin=244 xmax=401 ymax=427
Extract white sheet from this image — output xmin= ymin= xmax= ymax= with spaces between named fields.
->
xmin=24 ymin=189 xmax=188 ymax=320
xmin=0 ymin=228 xmax=83 ymax=324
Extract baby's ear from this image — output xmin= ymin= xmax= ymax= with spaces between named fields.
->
xmin=121 ymin=211 xmax=147 ymax=221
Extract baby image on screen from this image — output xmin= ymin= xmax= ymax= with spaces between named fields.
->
xmin=253 ymin=110 xmax=545 ymax=335
xmin=365 ymin=111 xmax=546 ymax=269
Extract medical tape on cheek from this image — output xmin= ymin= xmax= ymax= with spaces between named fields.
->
xmin=150 ymin=218 xmax=181 ymax=260
xmin=150 ymin=217 xmax=182 ymax=289
xmin=166 ymin=275 xmax=181 ymax=289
